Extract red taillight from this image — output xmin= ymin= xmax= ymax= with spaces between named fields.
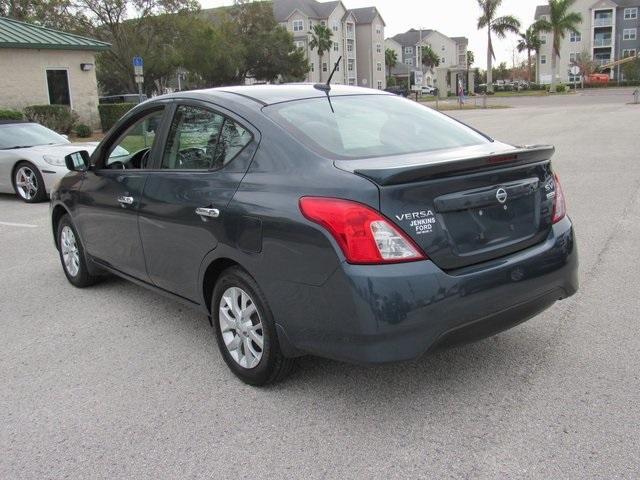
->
xmin=299 ymin=197 xmax=427 ymax=264
xmin=552 ymin=173 xmax=566 ymax=223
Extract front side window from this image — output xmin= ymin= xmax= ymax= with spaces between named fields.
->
xmin=569 ymin=31 xmax=581 ymax=42
xmin=541 ymin=55 xmax=547 ymax=64
xmin=623 ymin=28 xmax=637 ymax=41
xmin=376 ymin=62 xmax=382 ymax=71
xmin=404 ymin=47 xmax=413 ymax=54
xmin=623 ymin=49 xmax=637 ymax=58
xmin=162 ymin=105 xmax=251 ymax=170
xmin=46 ymin=69 xmax=70 ymax=106
xmin=376 ymin=43 xmax=382 ymax=54
xmin=333 ymin=42 xmax=339 ymax=51
xmin=624 ymin=8 xmax=638 ymax=19
xmin=264 ymin=95 xmax=489 ymax=160
xmin=105 ymin=109 xmax=164 ymax=169
xmin=293 ymin=20 xmax=304 ymax=32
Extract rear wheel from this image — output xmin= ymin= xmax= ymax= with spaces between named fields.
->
xmin=57 ymin=215 xmax=101 ymax=288
xmin=13 ymin=161 xmax=46 ymax=203
xmin=212 ymin=267 xmax=294 ymax=385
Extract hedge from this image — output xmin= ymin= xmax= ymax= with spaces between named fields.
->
xmin=0 ymin=108 xmax=24 ymax=120
xmin=23 ymin=105 xmax=78 ymax=133
xmin=98 ymin=103 xmax=136 ymax=132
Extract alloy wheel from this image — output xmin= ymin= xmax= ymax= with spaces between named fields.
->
xmin=60 ymin=226 xmax=80 ymax=277
xmin=219 ymin=286 xmax=264 ymax=369
xmin=15 ymin=166 xmax=39 ymax=201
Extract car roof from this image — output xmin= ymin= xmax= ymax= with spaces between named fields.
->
xmin=164 ymin=84 xmax=390 ymax=107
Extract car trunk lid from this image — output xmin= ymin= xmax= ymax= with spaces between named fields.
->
xmin=335 ymin=143 xmax=557 ymax=270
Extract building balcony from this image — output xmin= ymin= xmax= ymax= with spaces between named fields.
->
xmin=595 ymin=58 xmax=612 ymax=66
xmin=594 ymin=18 xmax=613 ymax=27
xmin=593 ymin=37 xmax=612 ymax=47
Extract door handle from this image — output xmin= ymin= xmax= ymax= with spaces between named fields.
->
xmin=195 ymin=207 xmax=220 ymax=219
xmin=117 ymin=195 xmax=134 ymax=206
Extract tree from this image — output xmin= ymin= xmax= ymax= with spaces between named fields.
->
xmin=385 ymin=48 xmax=398 ymax=79
xmin=477 ymin=0 xmax=520 ymax=92
xmin=571 ymin=51 xmax=597 ymax=87
xmin=467 ymin=50 xmax=475 ymax=70
xmin=227 ymin=1 xmax=308 ymax=84
xmin=73 ymin=0 xmax=199 ymax=95
xmin=421 ymin=45 xmax=440 ymax=70
xmin=535 ymin=0 xmax=582 ymax=92
xmin=308 ymin=24 xmax=333 ymax=82
xmin=0 ymin=0 xmax=85 ymax=31
xmin=622 ymin=57 xmax=640 ymax=82
xmin=517 ymin=25 xmax=542 ymax=82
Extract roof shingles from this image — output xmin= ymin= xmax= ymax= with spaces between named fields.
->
xmin=0 ymin=16 xmax=110 ymax=51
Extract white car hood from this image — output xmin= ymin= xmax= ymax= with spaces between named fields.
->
xmin=26 ymin=142 xmax=99 ymax=156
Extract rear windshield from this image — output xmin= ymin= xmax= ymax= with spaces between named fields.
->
xmin=263 ymin=94 xmax=490 ymax=159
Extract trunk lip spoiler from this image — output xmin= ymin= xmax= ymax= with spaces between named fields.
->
xmin=336 ymin=145 xmax=555 ymax=186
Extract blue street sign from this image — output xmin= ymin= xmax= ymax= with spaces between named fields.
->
xmin=133 ymin=56 xmax=143 ymax=67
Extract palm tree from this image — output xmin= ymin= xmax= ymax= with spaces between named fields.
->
xmin=421 ymin=45 xmax=440 ymax=70
xmin=308 ymin=24 xmax=333 ymax=82
xmin=517 ymin=26 xmax=542 ymax=82
xmin=385 ymin=48 xmax=397 ymax=79
xmin=535 ymin=0 xmax=582 ymax=92
xmin=477 ymin=0 xmax=521 ymax=93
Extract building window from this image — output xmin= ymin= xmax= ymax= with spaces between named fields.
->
xmin=624 ymin=8 xmax=638 ymax=20
xmin=404 ymin=47 xmax=413 ymax=54
xmin=405 ymin=58 xmax=413 ymax=66
xmin=320 ymin=20 xmax=326 ymax=26
xmin=376 ymin=43 xmax=382 ymax=54
xmin=376 ymin=24 xmax=382 ymax=34
xmin=441 ymin=57 xmax=446 ymax=64
xmin=569 ymin=52 xmax=577 ymax=63
xmin=332 ymin=22 xmax=339 ymax=32
xmin=335 ymin=63 xmax=340 ymax=71
xmin=623 ymin=49 xmax=637 ymax=58
xmin=347 ymin=43 xmax=353 ymax=52
xmin=541 ymin=35 xmax=547 ymax=45
xmin=322 ymin=62 xmax=328 ymax=72
xmin=309 ymin=20 xmax=313 ymax=27
xmin=348 ymin=59 xmax=354 ymax=71
xmin=333 ymin=42 xmax=339 ymax=52
xmin=541 ymin=55 xmax=547 ymax=65
xmin=569 ymin=31 xmax=581 ymax=42
xmin=310 ymin=62 xmax=314 ymax=72
xmin=377 ymin=80 xmax=383 ymax=89
xmin=441 ymin=45 xmax=445 ymax=51
xmin=46 ymin=69 xmax=70 ymax=106
xmin=568 ymin=72 xmax=581 ymax=83
xmin=376 ymin=61 xmax=382 ymax=71
xmin=458 ymin=55 xmax=466 ymax=65
xmin=293 ymin=20 xmax=304 ymax=32
xmin=623 ymin=29 xmax=637 ymax=41
xmin=295 ymin=41 xmax=304 ymax=49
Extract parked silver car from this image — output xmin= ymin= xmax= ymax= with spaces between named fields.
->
xmin=0 ymin=120 xmax=98 ymax=202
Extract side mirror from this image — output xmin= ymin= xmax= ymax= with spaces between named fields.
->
xmin=64 ymin=150 xmax=90 ymax=172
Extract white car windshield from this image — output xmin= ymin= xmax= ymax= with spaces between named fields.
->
xmin=0 ymin=123 xmax=69 ymax=150
xmin=264 ymin=94 xmax=490 ymax=159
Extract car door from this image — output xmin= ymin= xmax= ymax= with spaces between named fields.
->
xmin=75 ymin=106 xmax=169 ymax=281
xmin=138 ymin=100 xmax=258 ymax=301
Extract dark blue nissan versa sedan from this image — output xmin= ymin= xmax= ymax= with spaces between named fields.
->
xmin=51 ymin=85 xmax=578 ymax=385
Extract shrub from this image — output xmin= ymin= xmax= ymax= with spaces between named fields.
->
xmin=387 ymin=76 xmax=397 ymax=87
xmin=23 ymin=105 xmax=78 ymax=133
xmin=555 ymin=84 xmax=566 ymax=93
xmin=98 ymin=103 xmax=136 ymax=132
xmin=0 ymin=108 xmax=24 ymax=120
xmin=74 ymin=123 xmax=92 ymax=138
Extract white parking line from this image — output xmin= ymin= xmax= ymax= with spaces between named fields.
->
xmin=0 ymin=221 xmax=39 ymax=228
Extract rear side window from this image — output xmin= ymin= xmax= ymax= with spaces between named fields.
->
xmin=162 ymin=105 xmax=252 ymax=170
xmin=264 ymin=95 xmax=489 ymax=159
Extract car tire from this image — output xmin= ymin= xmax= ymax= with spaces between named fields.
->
xmin=13 ymin=161 xmax=47 ymax=203
xmin=212 ymin=266 xmax=294 ymax=386
xmin=57 ymin=214 xmax=101 ymax=288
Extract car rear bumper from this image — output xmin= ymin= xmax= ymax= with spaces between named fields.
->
xmin=270 ymin=216 xmax=578 ymax=364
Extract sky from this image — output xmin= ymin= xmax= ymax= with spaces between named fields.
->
xmin=198 ymin=0 xmax=545 ymax=68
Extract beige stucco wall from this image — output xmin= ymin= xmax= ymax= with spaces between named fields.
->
xmin=0 ymin=48 xmax=101 ymax=129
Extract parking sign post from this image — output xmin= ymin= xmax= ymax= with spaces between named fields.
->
xmin=133 ymin=56 xmax=144 ymax=103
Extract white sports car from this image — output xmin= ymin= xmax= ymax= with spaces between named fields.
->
xmin=0 ymin=120 xmax=98 ymax=203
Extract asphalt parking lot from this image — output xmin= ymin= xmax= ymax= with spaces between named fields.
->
xmin=2 ymin=90 xmax=639 ymax=479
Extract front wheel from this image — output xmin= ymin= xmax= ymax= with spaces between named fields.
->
xmin=13 ymin=161 xmax=46 ymax=203
xmin=57 ymin=215 xmax=101 ymax=288
xmin=212 ymin=267 xmax=294 ymax=386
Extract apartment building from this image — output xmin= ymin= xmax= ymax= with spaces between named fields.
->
xmin=535 ymin=0 xmax=640 ymax=83
xmin=274 ymin=0 xmax=386 ymax=89
xmin=386 ymin=28 xmax=471 ymax=98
